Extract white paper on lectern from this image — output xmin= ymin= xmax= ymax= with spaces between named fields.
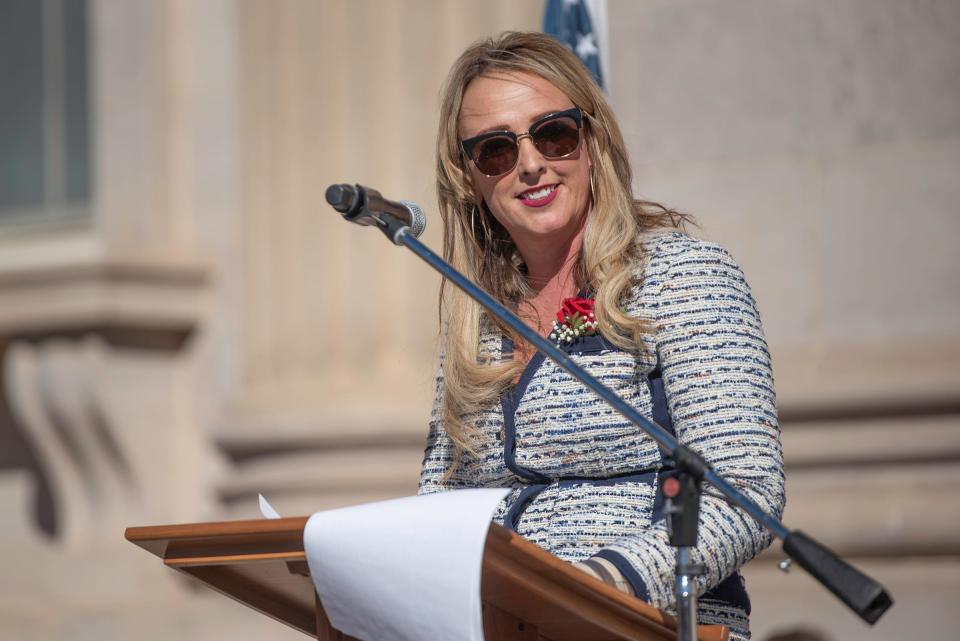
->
xmin=258 ymin=493 xmax=281 ymax=519
xmin=303 ymin=489 xmax=510 ymax=641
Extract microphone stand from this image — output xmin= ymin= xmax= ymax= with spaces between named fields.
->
xmin=355 ymin=208 xmax=893 ymax=637
xmin=663 ymin=461 xmax=705 ymax=641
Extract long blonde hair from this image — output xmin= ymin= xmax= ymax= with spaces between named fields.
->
xmin=436 ymin=31 xmax=688 ymax=462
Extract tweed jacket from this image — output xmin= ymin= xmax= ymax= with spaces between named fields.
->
xmin=419 ymin=231 xmax=786 ymax=640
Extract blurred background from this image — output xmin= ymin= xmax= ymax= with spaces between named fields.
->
xmin=0 ymin=0 xmax=958 ymax=640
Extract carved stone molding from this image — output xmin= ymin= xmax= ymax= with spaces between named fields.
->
xmin=0 ymin=260 xmax=208 ymax=539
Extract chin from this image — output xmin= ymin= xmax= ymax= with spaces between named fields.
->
xmin=521 ymin=216 xmax=581 ymax=240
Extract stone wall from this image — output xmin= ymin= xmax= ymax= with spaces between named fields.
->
xmin=608 ymin=1 xmax=960 ymax=639
xmin=0 ymin=1 xmax=957 ymax=640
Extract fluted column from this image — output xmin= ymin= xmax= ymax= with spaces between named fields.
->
xmin=220 ymin=0 xmax=543 ymax=514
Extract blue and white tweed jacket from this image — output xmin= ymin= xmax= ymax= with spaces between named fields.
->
xmin=419 ymin=231 xmax=786 ymax=640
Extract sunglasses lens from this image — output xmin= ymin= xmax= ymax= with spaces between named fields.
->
xmin=465 ymin=110 xmax=582 ymax=176
xmin=472 ymin=135 xmax=519 ymax=176
xmin=532 ymin=115 xmax=581 ymax=158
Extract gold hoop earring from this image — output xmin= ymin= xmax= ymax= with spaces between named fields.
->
xmin=467 ymin=202 xmax=490 ymax=251
xmin=466 ymin=203 xmax=480 ymax=249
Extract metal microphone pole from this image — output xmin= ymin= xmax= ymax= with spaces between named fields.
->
xmin=335 ymin=198 xmax=894 ymax=635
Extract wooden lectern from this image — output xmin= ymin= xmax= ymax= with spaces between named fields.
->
xmin=126 ymin=517 xmax=728 ymax=641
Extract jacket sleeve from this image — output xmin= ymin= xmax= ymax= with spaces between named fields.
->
xmin=597 ymin=237 xmax=786 ymax=608
xmin=418 ymin=351 xmax=470 ymax=494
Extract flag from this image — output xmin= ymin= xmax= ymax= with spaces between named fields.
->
xmin=543 ymin=0 xmax=605 ymax=90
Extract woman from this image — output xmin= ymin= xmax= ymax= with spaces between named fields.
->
xmin=419 ymin=31 xmax=784 ymax=640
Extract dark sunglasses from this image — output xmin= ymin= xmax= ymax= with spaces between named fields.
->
xmin=460 ymin=107 xmax=584 ymax=177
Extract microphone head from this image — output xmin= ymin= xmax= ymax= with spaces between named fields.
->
xmin=400 ymin=200 xmax=426 ymax=238
xmin=325 ymin=184 xmax=360 ymax=214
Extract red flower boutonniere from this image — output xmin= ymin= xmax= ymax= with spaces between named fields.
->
xmin=550 ymin=297 xmax=597 ymax=345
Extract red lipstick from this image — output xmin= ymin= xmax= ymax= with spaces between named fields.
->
xmin=517 ymin=184 xmax=559 ymax=208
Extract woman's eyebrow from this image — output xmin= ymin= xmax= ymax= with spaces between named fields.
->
xmin=467 ymin=109 xmax=569 ymax=137
xmin=471 ymin=123 xmax=512 ymax=136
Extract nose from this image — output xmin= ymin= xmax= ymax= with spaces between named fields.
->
xmin=516 ymin=134 xmax=546 ymax=180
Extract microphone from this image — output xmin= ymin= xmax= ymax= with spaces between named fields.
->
xmin=325 ymin=184 xmax=426 ymax=240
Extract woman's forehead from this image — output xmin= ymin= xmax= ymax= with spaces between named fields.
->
xmin=458 ymin=72 xmax=574 ymax=137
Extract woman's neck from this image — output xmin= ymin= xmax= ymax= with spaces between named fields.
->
xmin=510 ymin=218 xmax=586 ymax=349
xmin=518 ymin=218 xmax=587 ymax=295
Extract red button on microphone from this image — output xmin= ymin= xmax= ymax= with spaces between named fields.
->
xmin=663 ymin=477 xmax=681 ymax=498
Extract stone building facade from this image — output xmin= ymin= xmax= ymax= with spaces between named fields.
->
xmin=0 ymin=1 xmax=957 ymax=640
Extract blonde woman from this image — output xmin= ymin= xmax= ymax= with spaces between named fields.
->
xmin=420 ymin=31 xmax=785 ymax=641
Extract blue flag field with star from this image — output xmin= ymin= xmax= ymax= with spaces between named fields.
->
xmin=543 ymin=0 xmax=604 ymax=90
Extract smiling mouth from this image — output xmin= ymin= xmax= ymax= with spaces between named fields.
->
xmin=517 ymin=184 xmax=559 ymax=206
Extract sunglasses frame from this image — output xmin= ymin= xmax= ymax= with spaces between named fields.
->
xmin=460 ymin=106 xmax=584 ymax=177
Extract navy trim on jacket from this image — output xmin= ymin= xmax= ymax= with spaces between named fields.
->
xmin=500 ymin=335 xmax=750 ymax=615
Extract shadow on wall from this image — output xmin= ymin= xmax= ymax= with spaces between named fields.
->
xmin=764 ymin=627 xmax=834 ymax=641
